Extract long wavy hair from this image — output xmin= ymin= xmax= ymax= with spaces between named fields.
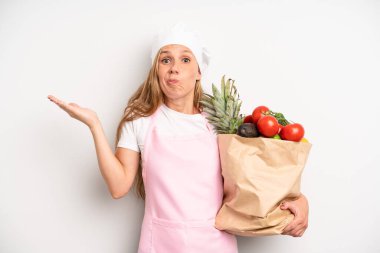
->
xmin=114 ymin=48 xmax=204 ymax=200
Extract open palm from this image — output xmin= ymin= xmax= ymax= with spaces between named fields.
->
xmin=47 ymin=95 xmax=99 ymax=128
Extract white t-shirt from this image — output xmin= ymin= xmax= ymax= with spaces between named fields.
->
xmin=117 ymin=104 xmax=214 ymax=156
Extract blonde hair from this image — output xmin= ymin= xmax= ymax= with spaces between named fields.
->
xmin=114 ymin=48 xmax=204 ymax=200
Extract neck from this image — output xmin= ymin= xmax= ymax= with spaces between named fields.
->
xmin=164 ymin=98 xmax=199 ymax=115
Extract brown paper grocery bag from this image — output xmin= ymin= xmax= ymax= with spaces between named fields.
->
xmin=215 ymin=135 xmax=312 ymax=237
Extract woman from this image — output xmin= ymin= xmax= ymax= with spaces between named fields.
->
xmin=48 ymin=23 xmax=309 ymax=252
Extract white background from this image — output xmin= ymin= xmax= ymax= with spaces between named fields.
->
xmin=1 ymin=0 xmax=379 ymax=252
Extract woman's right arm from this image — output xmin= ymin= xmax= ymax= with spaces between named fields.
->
xmin=90 ymin=122 xmax=140 ymax=199
xmin=48 ymin=95 xmax=139 ymax=199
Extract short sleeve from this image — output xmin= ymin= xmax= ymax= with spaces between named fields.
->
xmin=117 ymin=120 xmax=140 ymax=152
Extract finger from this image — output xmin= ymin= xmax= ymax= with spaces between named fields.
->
xmin=47 ymin=95 xmax=62 ymax=103
xmin=292 ymin=228 xmax=305 ymax=237
xmin=285 ymin=226 xmax=300 ymax=237
xmin=48 ymin=95 xmax=65 ymax=106
xmin=281 ymin=228 xmax=290 ymax=235
xmin=282 ymin=217 xmax=302 ymax=233
xmin=294 ymin=222 xmax=307 ymax=236
xmin=288 ymin=220 xmax=308 ymax=235
xmin=282 ymin=228 xmax=297 ymax=237
xmin=47 ymin=95 xmax=86 ymax=124
xmin=47 ymin=95 xmax=58 ymax=104
xmin=48 ymin=95 xmax=72 ymax=111
xmin=296 ymin=229 xmax=304 ymax=237
xmin=282 ymin=202 xmax=300 ymax=217
xmin=283 ymin=225 xmax=294 ymax=234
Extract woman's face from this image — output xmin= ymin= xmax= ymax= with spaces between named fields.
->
xmin=157 ymin=44 xmax=201 ymax=103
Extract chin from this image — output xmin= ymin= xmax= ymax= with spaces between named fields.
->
xmin=165 ymin=94 xmax=184 ymax=101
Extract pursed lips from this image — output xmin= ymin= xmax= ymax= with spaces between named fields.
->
xmin=167 ymin=79 xmax=179 ymax=84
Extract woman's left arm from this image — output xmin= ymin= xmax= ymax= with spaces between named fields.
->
xmin=280 ymin=193 xmax=309 ymax=237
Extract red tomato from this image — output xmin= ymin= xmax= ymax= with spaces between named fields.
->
xmin=243 ymin=115 xmax=254 ymax=123
xmin=279 ymin=123 xmax=305 ymax=142
xmin=278 ymin=124 xmax=283 ymax=134
xmin=257 ymin=115 xmax=280 ymax=137
xmin=252 ymin=106 xmax=269 ymax=124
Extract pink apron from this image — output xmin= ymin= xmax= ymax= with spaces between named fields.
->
xmin=137 ymin=107 xmax=238 ymax=253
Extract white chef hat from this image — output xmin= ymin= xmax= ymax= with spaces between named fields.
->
xmin=150 ymin=22 xmax=211 ymax=75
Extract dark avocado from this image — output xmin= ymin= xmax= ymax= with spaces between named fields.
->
xmin=237 ymin=123 xmax=259 ymax=138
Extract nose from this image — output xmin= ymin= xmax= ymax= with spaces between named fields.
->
xmin=169 ymin=60 xmax=179 ymax=74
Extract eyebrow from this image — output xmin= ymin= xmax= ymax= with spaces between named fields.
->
xmin=160 ymin=50 xmax=192 ymax=54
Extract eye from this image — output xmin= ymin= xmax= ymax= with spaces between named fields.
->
xmin=183 ymin=57 xmax=190 ymax=63
xmin=161 ymin=58 xmax=170 ymax=64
